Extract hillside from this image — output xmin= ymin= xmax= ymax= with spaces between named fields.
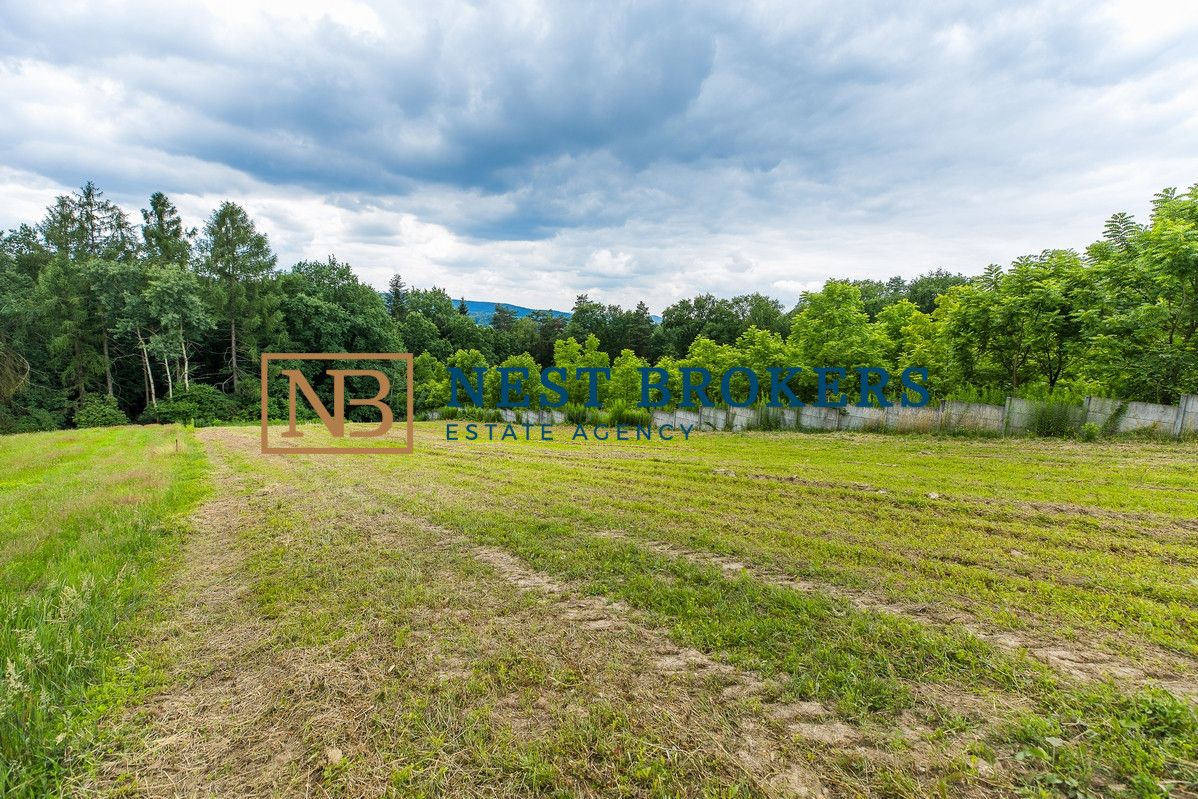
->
xmin=459 ymin=300 xmax=571 ymax=325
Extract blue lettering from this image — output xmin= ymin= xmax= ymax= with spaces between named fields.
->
xmin=497 ymin=367 xmax=531 ymax=408
xmin=900 ymin=366 xmax=931 ymax=407
xmin=679 ymin=367 xmax=714 ymax=408
xmin=856 ymin=367 xmax=893 ymax=408
xmin=448 ymin=366 xmax=486 ymax=407
xmin=814 ymin=368 xmax=848 ymax=408
xmin=639 ymin=367 xmax=671 ymax=408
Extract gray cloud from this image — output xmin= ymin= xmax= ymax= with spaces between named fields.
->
xmin=2 ymin=0 xmax=1197 ymax=311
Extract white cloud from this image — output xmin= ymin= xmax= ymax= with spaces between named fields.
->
xmin=2 ymin=0 xmax=1197 ymax=312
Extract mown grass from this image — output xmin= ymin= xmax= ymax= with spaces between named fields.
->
xmin=183 ymin=433 xmax=773 ymax=797
xmin=5 ymin=422 xmax=1197 ymax=797
xmin=399 ymin=429 xmax=1198 ymax=659
xmin=0 ymin=425 xmax=206 ymax=797
xmin=301 ymin=423 xmax=1198 ymax=797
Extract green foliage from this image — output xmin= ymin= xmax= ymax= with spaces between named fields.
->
xmin=138 ymin=385 xmax=236 ymax=426
xmin=73 ymin=394 xmax=128 ymax=428
xmin=603 ymin=399 xmax=651 ymax=426
xmin=437 ymin=405 xmax=504 ymax=423
xmin=0 ymin=386 xmax=68 ymax=434
xmin=1028 ymin=400 xmax=1084 ymax=438
xmin=1102 ymin=400 xmax=1129 ymax=436
xmin=4 ymin=179 xmax=1198 ymax=433
xmin=562 ymin=402 xmax=603 ymax=425
xmin=0 ymin=427 xmax=207 ymax=796
xmin=1080 ymin=421 xmax=1101 ymax=442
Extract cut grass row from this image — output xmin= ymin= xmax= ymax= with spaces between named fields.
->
xmin=180 ymin=432 xmax=780 ymax=797
xmin=281 ymin=424 xmax=1198 ymax=796
xmin=402 ymin=428 xmax=1198 ymax=661
xmin=4 ymin=423 xmax=1196 ymax=796
xmin=0 ymin=426 xmax=207 ymax=797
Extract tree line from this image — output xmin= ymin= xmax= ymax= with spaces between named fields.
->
xmin=1 ymin=181 xmax=1195 ymax=431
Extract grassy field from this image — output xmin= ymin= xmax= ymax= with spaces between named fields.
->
xmin=1 ymin=423 xmax=1196 ymax=797
xmin=0 ymin=426 xmax=207 ymax=795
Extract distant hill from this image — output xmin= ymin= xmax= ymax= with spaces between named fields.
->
xmin=378 ymin=295 xmax=660 ymax=325
xmin=460 ymin=300 xmax=570 ymax=326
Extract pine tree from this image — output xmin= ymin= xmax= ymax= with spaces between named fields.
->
xmin=197 ymin=202 xmax=277 ymax=392
xmin=388 ymin=273 xmax=407 ymax=319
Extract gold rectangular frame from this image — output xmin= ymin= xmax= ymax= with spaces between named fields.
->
xmin=260 ymin=352 xmax=415 ymax=454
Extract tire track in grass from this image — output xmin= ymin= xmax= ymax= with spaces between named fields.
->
xmin=429 ymin=444 xmax=1198 ymax=690
xmin=244 ymin=437 xmax=1006 ymax=796
xmin=590 ymin=527 xmax=1198 ymax=699
xmin=315 ymin=473 xmax=1014 ymax=796
xmin=163 ymin=429 xmax=850 ymax=797
xmin=427 ymin=438 xmax=1198 ymax=663
xmin=347 ymin=446 xmax=1198 ymax=796
xmin=209 ymin=428 xmax=1197 ymax=796
xmin=466 ymin=545 xmax=837 ymax=799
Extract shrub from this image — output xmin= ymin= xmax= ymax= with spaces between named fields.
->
xmin=1080 ymin=421 xmax=1101 ymax=442
xmin=436 ymin=405 xmax=503 ymax=423
xmin=563 ymin=402 xmax=603 ymax=426
xmin=604 ymin=399 xmax=650 ymax=426
xmin=1028 ymin=400 xmax=1084 ymax=438
xmin=0 ymin=386 xmax=69 ymax=433
xmin=73 ymin=395 xmax=128 ymax=428
xmin=140 ymin=385 xmax=237 ymax=426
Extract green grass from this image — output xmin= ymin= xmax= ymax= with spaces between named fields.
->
xmin=4 ymin=423 xmax=1197 ymax=797
xmin=0 ymin=425 xmax=207 ymax=796
xmin=303 ymin=424 xmax=1198 ymax=796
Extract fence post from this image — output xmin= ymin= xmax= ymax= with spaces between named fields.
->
xmin=1173 ymin=394 xmax=1196 ymax=439
xmin=1001 ymin=397 xmax=1012 ymax=436
xmin=936 ymin=399 xmax=945 ymax=432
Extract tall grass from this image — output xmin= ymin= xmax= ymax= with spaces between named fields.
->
xmin=603 ymin=399 xmax=651 ymax=426
xmin=1027 ymin=399 xmax=1085 ymax=438
xmin=0 ymin=426 xmax=207 ymax=796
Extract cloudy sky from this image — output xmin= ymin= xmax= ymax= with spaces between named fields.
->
xmin=2 ymin=1 xmax=1196 ymax=312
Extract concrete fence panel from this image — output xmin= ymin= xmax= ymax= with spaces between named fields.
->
xmin=841 ymin=405 xmax=886 ymax=431
xmin=1175 ymin=394 xmax=1198 ymax=436
xmin=942 ymin=400 xmax=1004 ymax=433
xmin=887 ymin=404 xmax=941 ymax=433
xmin=1119 ymin=401 xmax=1175 ymax=433
xmin=799 ymin=406 xmax=840 ymax=431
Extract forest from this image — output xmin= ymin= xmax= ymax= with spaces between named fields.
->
xmin=0 ymin=182 xmax=1196 ymax=432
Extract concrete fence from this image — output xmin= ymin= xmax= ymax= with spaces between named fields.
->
xmin=646 ymin=394 xmax=1198 ymax=439
xmin=427 ymin=394 xmax=1198 ymax=438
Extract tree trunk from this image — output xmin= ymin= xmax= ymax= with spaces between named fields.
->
xmin=73 ymin=339 xmax=87 ymax=400
xmin=163 ymin=355 xmax=174 ymax=400
xmin=137 ymin=329 xmax=157 ymax=409
xmin=180 ymin=324 xmax=190 ymax=391
xmin=102 ymin=332 xmax=114 ymax=397
xmin=230 ymin=317 xmax=238 ymax=393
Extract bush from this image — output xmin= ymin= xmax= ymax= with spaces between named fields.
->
xmin=437 ymin=405 xmax=503 ymax=423
xmin=140 ymin=385 xmax=237 ymax=426
xmin=139 ymin=400 xmax=198 ymax=425
xmin=563 ymin=402 xmax=603 ymax=426
xmin=1080 ymin=422 xmax=1101 ymax=442
xmin=1028 ymin=400 xmax=1084 ymax=438
xmin=73 ymin=395 xmax=128 ymax=428
xmin=0 ymin=385 xmax=70 ymax=433
xmin=604 ymin=399 xmax=651 ymax=426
